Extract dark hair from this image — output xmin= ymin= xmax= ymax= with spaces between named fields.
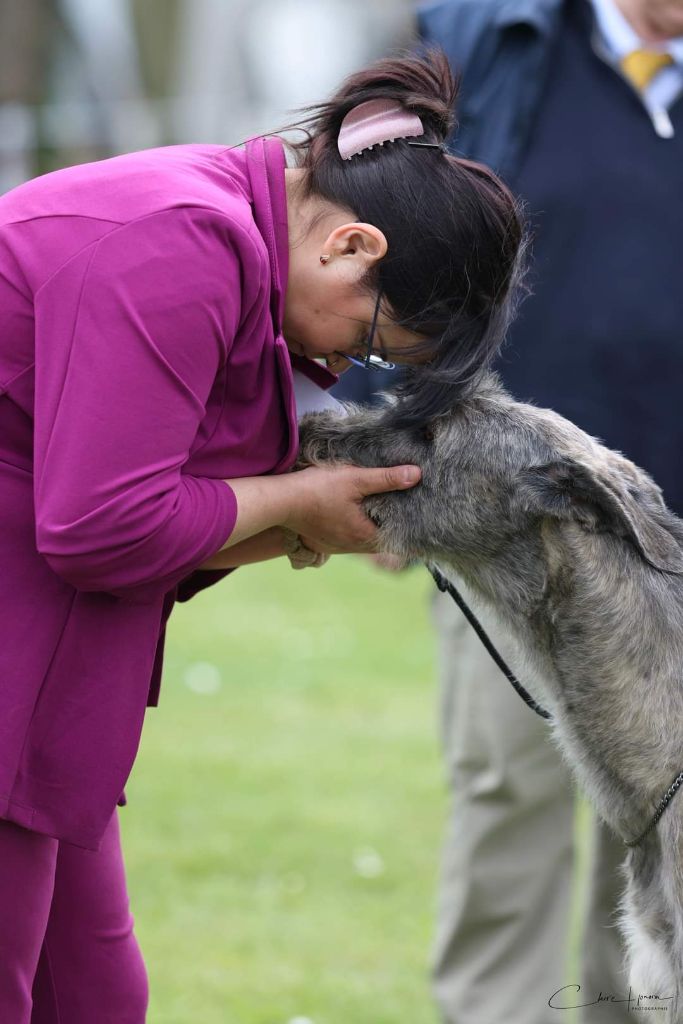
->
xmin=284 ymin=48 xmax=530 ymax=427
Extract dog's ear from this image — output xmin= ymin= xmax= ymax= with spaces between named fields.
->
xmin=520 ymin=459 xmax=683 ymax=574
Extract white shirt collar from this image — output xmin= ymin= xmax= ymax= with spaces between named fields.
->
xmin=588 ymin=0 xmax=683 ymax=66
xmin=292 ymin=369 xmax=345 ymax=420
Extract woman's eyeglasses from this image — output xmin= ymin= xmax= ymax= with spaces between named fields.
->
xmin=334 ymin=290 xmax=396 ymax=372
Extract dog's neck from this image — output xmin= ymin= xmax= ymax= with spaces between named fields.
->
xmin=440 ymin=521 xmax=683 ymax=840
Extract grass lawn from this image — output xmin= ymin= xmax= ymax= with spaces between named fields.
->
xmin=120 ymin=555 xmax=588 ymax=1024
xmin=122 ymin=556 xmax=443 ymax=1024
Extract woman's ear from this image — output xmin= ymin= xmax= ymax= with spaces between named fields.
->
xmin=322 ymin=222 xmax=388 ymax=265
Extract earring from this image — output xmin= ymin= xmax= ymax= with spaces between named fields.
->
xmin=319 ymin=254 xmax=331 ymax=265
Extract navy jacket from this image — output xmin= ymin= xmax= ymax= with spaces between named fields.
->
xmin=417 ymin=0 xmax=565 ymax=178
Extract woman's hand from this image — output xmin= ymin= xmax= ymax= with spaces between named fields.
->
xmin=218 ymin=463 xmax=421 ymax=554
xmin=282 ymin=464 xmax=421 ymax=553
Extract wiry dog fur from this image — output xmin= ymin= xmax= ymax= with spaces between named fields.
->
xmin=298 ymin=374 xmax=683 ymax=1017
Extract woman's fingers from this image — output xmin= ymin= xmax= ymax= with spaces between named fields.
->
xmin=285 ymin=462 xmax=421 ymax=553
xmin=353 ymin=464 xmax=422 ymax=495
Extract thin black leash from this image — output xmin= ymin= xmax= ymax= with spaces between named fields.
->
xmin=623 ymin=771 xmax=683 ymax=848
xmin=428 ymin=564 xmax=551 ymax=720
xmin=427 ymin=564 xmax=683 ymax=848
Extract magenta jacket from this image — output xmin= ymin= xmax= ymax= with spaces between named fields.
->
xmin=0 ymin=137 xmax=335 ymax=850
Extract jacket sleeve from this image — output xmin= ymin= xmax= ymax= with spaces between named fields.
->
xmin=32 ymin=206 xmax=250 ymax=601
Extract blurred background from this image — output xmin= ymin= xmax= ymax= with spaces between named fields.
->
xmin=0 ymin=0 xmax=414 ymax=190
xmin=0 ymin=3 xmax=456 ymax=1022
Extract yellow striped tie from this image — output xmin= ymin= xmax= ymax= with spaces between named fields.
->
xmin=620 ymin=49 xmax=674 ymax=92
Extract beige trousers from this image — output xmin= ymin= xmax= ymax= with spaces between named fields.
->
xmin=430 ymin=589 xmax=630 ymax=1024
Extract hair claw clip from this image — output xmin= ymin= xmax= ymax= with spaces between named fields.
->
xmin=337 ymin=98 xmax=425 ymax=160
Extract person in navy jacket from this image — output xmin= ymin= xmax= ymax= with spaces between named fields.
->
xmin=418 ymin=1 xmax=683 ymax=1022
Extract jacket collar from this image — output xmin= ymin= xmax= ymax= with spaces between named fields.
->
xmin=493 ymin=0 xmax=563 ymax=34
xmin=244 ymin=136 xmax=338 ymax=391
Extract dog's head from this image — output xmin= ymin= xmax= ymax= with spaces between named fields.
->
xmin=297 ymin=374 xmax=683 ymax=582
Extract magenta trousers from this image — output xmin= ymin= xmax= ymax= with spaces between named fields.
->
xmin=0 ymin=808 xmax=149 ymax=1023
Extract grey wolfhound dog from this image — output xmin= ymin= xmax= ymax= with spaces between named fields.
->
xmin=297 ymin=373 xmax=683 ymax=1017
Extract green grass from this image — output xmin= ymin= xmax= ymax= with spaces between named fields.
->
xmin=121 ymin=557 xmax=444 ymax=1024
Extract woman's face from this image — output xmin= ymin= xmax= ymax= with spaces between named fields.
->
xmin=283 ymin=173 xmax=428 ymax=374
xmin=282 ymin=265 xmax=427 ymax=375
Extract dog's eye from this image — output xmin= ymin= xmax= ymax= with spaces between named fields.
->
xmin=410 ymin=424 xmax=435 ymax=445
xmin=413 ymin=423 xmax=436 ymax=444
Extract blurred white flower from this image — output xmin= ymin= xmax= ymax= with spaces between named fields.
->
xmin=288 ymin=1017 xmax=315 ymax=1024
xmin=183 ymin=661 xmax=221 ymax=695
xmin=352 ymin=846 xmax=385 ymax=878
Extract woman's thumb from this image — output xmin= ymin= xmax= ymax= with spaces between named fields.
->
xmin=356 ymin=465 xmax=422 ymax=495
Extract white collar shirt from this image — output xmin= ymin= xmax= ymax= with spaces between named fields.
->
xmin=588 ymin=0 xmax=683 ymax=135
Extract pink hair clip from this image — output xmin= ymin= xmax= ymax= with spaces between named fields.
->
xmin=337 ymin=98 xmax=426 ymax=160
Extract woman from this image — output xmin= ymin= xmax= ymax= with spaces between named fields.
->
xmin=0 ymin=50 xmax=525 ymax=1021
